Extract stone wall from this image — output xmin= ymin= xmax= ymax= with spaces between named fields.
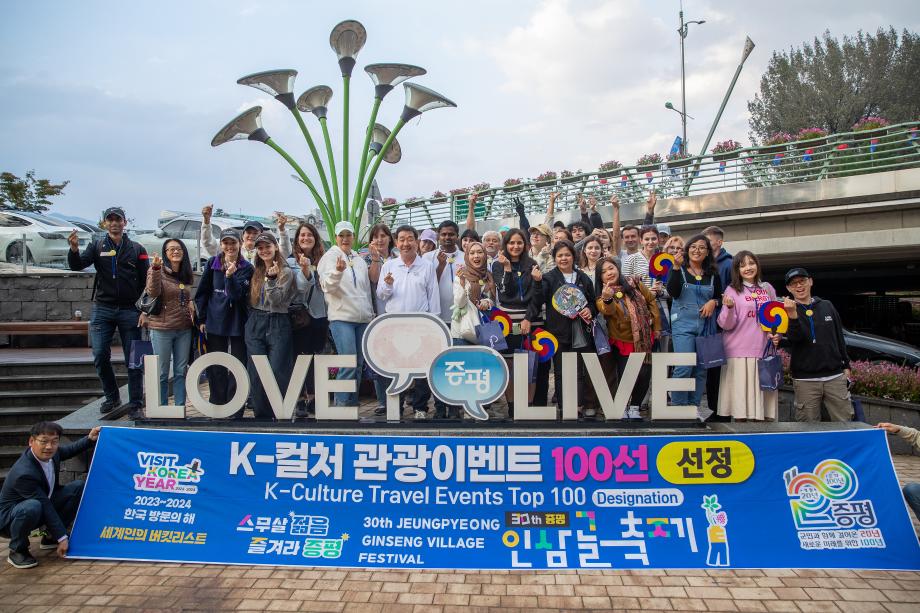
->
xmin=0 ymin=272 xmax=95 ymax=322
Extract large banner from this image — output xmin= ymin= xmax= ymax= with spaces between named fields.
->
xmin=69 ymin=427 xmax=920 ymax=570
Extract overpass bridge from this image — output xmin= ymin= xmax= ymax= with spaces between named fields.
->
xmin=383 ymin=122 xmax=920 ymax=340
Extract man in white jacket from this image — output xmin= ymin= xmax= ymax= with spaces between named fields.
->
xmin=317 ymin=221 xmax=375 ymax=407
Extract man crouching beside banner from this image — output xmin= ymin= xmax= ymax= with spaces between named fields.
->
xmin=0 ymin=422 xmax=100 ymax=569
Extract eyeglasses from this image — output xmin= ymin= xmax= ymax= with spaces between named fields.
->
xmin=688 ymin=245 xmax=708 ymax=252
xmin=33 ymin=438 xmax=59 ymax=447
xmin=787 ymin=278 xmax=808 ymax=288
xmin=165 ymin=247 xmax=184 ymax=253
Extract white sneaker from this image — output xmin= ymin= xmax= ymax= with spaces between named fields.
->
xmin=697 ymin=406 xmax=714 ymax=422
xmin=414 ymin=410 xmax=427 ymax=420
xmin=627 ymin=406 xmax=642 ymax=421
xmin=585 ymin=407 xmax=597 ymax=418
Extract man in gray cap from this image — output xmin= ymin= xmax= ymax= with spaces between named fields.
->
xmin=782 ymin=267 xmax=853 ymax=422
xmin=67 ymin=206 xmax=149 ymax=414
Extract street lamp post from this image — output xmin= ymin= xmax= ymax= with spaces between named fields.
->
xmin=678 ymin=6 xmax=705 ymax=154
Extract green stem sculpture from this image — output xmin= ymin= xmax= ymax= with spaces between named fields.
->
xmin=291 ymin=108 xmax=334 ymax=211
xmin=318 ymin=117 xmax=341 ymax=219
xmin=356 ymin=118 xmax=406 ymax=227
xmin=264 ymin=139 xmax=335 ymax=235
xmin=342 ymin=75 xmax=351 ymax=221
xmin=353 ymin=97 xmax=383 ymax=212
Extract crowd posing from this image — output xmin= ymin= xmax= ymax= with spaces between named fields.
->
xmin=61 ymin=196 xmax=855 ymax=425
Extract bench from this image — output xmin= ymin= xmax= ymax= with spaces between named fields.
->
xmin=0 ymin=321 xmax=91 ymax=347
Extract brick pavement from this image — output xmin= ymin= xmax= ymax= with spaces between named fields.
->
xmin=1 ymin=457 xmax=918 ymax=612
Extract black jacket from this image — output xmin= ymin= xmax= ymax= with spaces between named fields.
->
xmin=492 ymin=258 xmax=539 ymax=314
xmin=529 ymin=267 xmax=598 ymax=345
xmin=194 ymin=256 xmax=254 ymax=337
xmin=68 ymin=235 xmax=149 ymax=307
xmin=784 ymin=297 xmax=850 ymax=379
xmin=0 ymin=437 xmax=95 ymax=541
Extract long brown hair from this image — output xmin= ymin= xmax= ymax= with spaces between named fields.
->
xmin=292 ymin=222 xmax=325 ymax=264
xmin=461 ymin=242 xmax=495 ymax=303
xmin=368 ymin=223 xmax=394 ymax=254
xmin=250 ymin=241 xmax=289 ymax=306
xmin=729 ymin=250 xmax=763 ymax=293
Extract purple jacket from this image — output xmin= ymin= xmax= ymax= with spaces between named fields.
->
xmin=717 ymin=282 xmax=776 ymax=358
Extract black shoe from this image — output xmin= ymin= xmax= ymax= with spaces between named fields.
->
xmin=100 ymin=397 xmax=120 ymax=414
xmin=374 ymin=406 xmax=386 ymax=416
xmin=120 ymin=401 xmax=143 ymax=420
xmin=7 ymin=550 xmax=37 ymax=569
xmin=39 ymin=535 xmax=57 ymax=550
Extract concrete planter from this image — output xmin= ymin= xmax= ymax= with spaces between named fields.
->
xmin=778 ymin=385 xmax=920 ymax=455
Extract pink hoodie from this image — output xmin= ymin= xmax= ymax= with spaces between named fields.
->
xmin=717 ymin=282 xmax=776 ymax=358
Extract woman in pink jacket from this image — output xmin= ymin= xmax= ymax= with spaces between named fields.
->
xmin=716 ymin=251 xmax=779 ymax=421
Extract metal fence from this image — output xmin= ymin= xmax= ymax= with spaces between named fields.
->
xmin=379 ymin=121 xmax=920 ymax=229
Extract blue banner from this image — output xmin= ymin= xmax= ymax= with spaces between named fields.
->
xmin=69 ymin=427 xmax=920 ymax=570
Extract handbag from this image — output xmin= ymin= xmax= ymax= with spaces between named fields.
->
xmin=288 ymin=285 xmax=314 ymax=330
xmin=592 ymin=319 xmax=611 ymax=355
xmin=135 ymin=291 xmax=162 ymax=316
xmin=571 ymin=318 xmax=592 ymax=350
xmin=128 ymin=328 xmax=153 ymax=370
xmin=476 ymin=315 xmax=508 ymax=351
xmin=757 ymin=339 xmax=783 ymax=391
xmin=695 ymin=317 xmax=726 ymax=368
xmin=514 ymin=349 xmax=538 ymax=384
xmin=453 ymin=304 xmax=479 ymax=343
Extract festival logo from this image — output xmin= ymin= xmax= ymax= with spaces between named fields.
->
xmin=784 ymin=459 xmax=884 ymax=550
xmin=133 ymin=452 xmax=204 ymax=494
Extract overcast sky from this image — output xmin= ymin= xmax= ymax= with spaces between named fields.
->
xmin=2 ymin=0 xmax=917 ymax=228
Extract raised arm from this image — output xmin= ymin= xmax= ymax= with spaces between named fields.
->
xmin=643 ymin=189 xmax=657 ymax=227
xmin=465 ymin=193 xmax=478 ymax=232
xmin=610 ymin=195 xmax=621 ymax=255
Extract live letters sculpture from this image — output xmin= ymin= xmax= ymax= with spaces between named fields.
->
xmin=211 ymin=20 xmax=457 ymax=239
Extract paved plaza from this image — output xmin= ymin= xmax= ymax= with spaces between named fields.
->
xmin=1 ymin=455 xmax=918 ymax=613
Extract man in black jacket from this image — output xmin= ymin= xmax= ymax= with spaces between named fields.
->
xmin=68 ymin=207 xmax=149 ymax=413
xmin=0 ymin=422 xmax=100 ymax=568
xmin=783 ymin=268 xmax=853 ymax=422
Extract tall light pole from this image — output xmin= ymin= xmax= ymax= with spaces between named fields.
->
xmin=678 ymin=3 xmax=705 ymax=155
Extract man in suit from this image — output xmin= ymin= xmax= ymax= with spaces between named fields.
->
xmin=0 ymin=422 xmax=100 ymax=569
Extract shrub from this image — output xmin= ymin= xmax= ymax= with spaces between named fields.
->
xmin=636 ymin=153 xmax=663 ymax=167
xmin=535 ymin=171 xmax=557 ymax=181
xmin=472 ymin=182 xmax=491 ymax=192
xmin=598 ymin=160 xmax=622 ymax=172
xmin=449 ymin=187 xmax=469 ymax=196
xmin=764 ymin=132 xmax=793 ymax=146
xmin=778 ymin=350 xmax=920 ymax=402
xmin=382 ymin=197 xmax=396 ymax=206
xmin=503 ymin=177 xmax=522 ymax=187
xmin=666 ymin=151 xmax=691 ymax=162
xmin=431 ymin=190 xmax=446 ymax=198
xmin=796 ymin=127 xmax=828 ymax=141
xmin=712 ymin=139 xmax=743 ymax=154
xmin=852 ymin=116 xmax=890 ymax=132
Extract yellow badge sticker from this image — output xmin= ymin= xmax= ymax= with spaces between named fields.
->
xmin=179 ymin=284 xmax=185 ymax=290
xmin=615 ymin=291 xmax=623 ymax=299
xmin=656 ymin=440 xmax=755 ymax=484
xmin=102 ymin=250 xmax=117 ymax=257
xmin=805 ymin=309 xmax=814 ymax=317
xmin=695 ymin=275 xmax=702 ymax=281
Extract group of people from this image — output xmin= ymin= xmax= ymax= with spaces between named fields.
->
xmin=63 ymin=194 xmax=853 ymax=425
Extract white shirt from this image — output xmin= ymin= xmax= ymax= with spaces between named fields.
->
xmin=317 ymin=246 xmax=374 ymax=323
xmin=377 ymin=255 xmax=441 ymax=315
xmin=424 ymin=247 xmax=463 ymax=322
xmin=31 ymin=449 xmax=54 ymax=495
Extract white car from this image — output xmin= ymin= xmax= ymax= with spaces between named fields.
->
xmin=0 ymin=210 xmax=91 ymax=266
xmin=133 ymin=215 xmax=247 ymax=269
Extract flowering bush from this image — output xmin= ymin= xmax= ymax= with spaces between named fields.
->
xmin=535 ymin=171 xmax=557 ymax=181
xmin=636 ymin=153 xmax=662 ymax=167
xmin=430 ymin=190 xmax=446 ymax=199
xmin=503 ymin=177 xmax=522 ymax=187
xmin=778 ymin=350 xmax=920 ymax=402
xmin=449 ymin=187 xmax=469 ymax=196
xmin=472 ymin=182 xmax=491 ymax=192
xmin=712 ymin=139 xmax=742 ymax=154
xmin=848 ymin=361 xmax=920 ymax=403
xmin=852 ymin=116 xmax=890 ymax=132
xmin=796 ymin=127 xmax=828 ymax=141
xmin=382 ymin=197 xmax=396 ymax=206
xmin=598 ymin=160 xmax=622 ymax=172
xmin=666 ymin=151 xmax=691 ymax=162
xmin=764 ymin=132 xmax=793 ymax=146
xmin=560 ymin=169 xmax=576 ymax=178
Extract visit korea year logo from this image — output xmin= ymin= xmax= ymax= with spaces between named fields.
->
xmin=133 ymin=451 xmax=205 ymax=494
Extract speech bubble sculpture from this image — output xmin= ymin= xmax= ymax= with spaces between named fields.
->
xmin=362 ymin=313 xmax=451 ymax=394
xmin=427 ymin=346 xmax=508 ymax=420
xmin=488 ymin=307 xmax=512 ymax=337
xmin=524 ymin=328 xmax=559 ymax=363
xmin=757 ymin=300 xmax=789 ymax=334
xmin=649 ymin=252 xmax=676 ymax=280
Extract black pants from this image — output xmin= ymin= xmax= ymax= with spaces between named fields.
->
xmin=615 ymin=352 xmax=651 ymax=407
xmin=292 ymin=317 xmax=329 ymax=395
xmin=552 ymin=342 xmax=596 ymax=410
xmin=0 ymin=481 xmax=83 ymax=554
xmin=206 ymin=334 xmax=247 ymax=415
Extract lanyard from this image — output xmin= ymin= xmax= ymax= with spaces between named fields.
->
xmin=801 ymin=303 xmax=817 ymax=343
xmin=445 ymin=251 xmax=455 ymax=283
xmin=108 ymin=239 xmax=120 ymax=279
xmin=344 ymin=252 xmax=357 ymax=286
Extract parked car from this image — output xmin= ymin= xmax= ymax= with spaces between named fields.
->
xmin=133 ymin=215 xmax=246 ymax=270
xmin=50 ymin=214 xmax=108 ymax=244
xmin=844 ymin=329 xmax=920 ymax=367
xmin=0 ymin=210 xmax=91 ymax=266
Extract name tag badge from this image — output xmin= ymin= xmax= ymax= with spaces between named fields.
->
xmin=102 ymin=250 xmax=117 ymax=257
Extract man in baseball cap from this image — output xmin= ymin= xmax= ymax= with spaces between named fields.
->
xmin=782 ymin=267 xmax=853 ymax=423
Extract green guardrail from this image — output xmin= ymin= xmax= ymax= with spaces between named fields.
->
xmin=381 ymin=122 xmax=920 ymax=229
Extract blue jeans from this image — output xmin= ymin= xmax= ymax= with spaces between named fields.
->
xmin=329 ymin=320 xmax=368 ymax=406
xmin=670 ymin=271 xmax=715 ymax=407
xmin=150 ymin=328 xmax=193 ymax=406
xmin=90 ymin=303 xmax=143 ymax=403
xmin=245 ymin=311 xmax=293 ymax=420
xmin=0 ymin=480 xmax=84 ymax=554
xmin=904 ymin=482 xmax=920 ymax=522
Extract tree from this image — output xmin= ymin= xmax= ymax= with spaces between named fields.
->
xmin=747 ymin=28 xmax=920 ymax=142
xmin=0 ymin=170 xmax=70 ymax=212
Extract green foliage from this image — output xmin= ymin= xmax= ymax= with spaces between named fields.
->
xmin=0 ymin=170 xmax=69 ymax=212
xmin=748 ymin=28 xmax=920 ymax=141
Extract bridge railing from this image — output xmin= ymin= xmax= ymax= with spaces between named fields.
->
xmin=379 ymin=121 xmax=920 ymax=230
